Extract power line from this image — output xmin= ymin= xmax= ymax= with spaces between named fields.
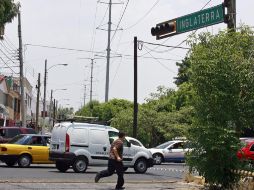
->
xmin=25 ymin=43 xmax=106 ymax=54
xmin=141 ymin=0 xmax=214 ymax=56
xmin=110 ymin=0 xmax=129 ymax=42
xmin=143 ymin=46 xmax=177 ymax=74
xmin=124 ymin=0 xmax=161 ymax=30
xmin=140 ymin=41 xmax=190 ymax=50
xmin=0 ymin=57 xmax=19 ymax=74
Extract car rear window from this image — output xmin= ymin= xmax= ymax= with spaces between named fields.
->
xmin=0 ymin=128 xmax=20 ymax=138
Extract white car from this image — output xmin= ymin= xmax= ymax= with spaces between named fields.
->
xmin=49 ymin=122 xmax=154 ymax=173
xmin=149 ymin=140 xmax=189 ymax=165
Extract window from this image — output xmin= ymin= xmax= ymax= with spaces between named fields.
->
xmin=171 ymin=142 xmax=184 ymax=149
xmin=29 ymin=136 xmax=43 ymax=146
xmin=108 ymin=131 xmax=118 ymax=138
xmin=250 ymin=144 xmax=254 ymax=152
xmin=129 ymin=139 xmax=142 ymax=147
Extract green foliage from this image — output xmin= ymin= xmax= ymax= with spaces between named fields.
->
xmin=187 ymin=27 xmax=254 ymax=189
xmin=174 ymin=57 xmax=191 ymax=86
xmin=0 ymin=0 xmax=18 ymax=26
xmin=76 ymin=99 xmax=132 ymax=123
xmin=57 ymin=107 xmax=74 ymax=120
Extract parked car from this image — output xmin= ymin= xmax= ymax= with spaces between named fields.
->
xmin=0 ymin=127 xmax=36 ymax=143
xmin=237 ymin=140 xmax=254 ymax=161
xmin=0 ymin=134 xmax=53 ymax=167
xmin=49 ymin=122 xmax=153 ymax=173
xmin=149 ymin=140 xmax=190 ymax=164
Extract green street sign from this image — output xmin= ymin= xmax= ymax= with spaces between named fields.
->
xmin=176 ymin=4 xmax=225 ymax=34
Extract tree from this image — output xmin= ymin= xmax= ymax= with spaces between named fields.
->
xmin=174 ymin=57 xmax=191 ymax=86
xmin=187 ymin=27 xmax=254 ymax=189
xmin=0 ymin=0 xmax=18 ymax=37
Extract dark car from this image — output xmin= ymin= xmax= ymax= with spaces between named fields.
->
xmin=0 ymin=127 xmax=36 ymax=143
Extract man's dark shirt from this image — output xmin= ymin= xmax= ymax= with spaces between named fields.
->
xmin=109 ymin=139 xmax=123 ymax=160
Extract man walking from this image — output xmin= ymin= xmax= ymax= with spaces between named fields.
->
xmin=95 ymin=131 xmax=126 ymax=190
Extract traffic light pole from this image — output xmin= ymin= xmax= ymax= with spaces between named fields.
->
xmin=227 ymin=0 xmax=236 ymax=31
xmin=133 ymin=36 xmax=138 ymax=138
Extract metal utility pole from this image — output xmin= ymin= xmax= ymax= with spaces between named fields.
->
xmin=53 ymin=99 xmax=56 ymax=127
xmin=43 ymin=59 xmax=47 ymax=122
xmin=49 ymin=89 xmax=53 ymax=128
xmin=35 ymin=73 xmax=40 ymax=132
xmin=18 ymin=10 xmax=26 ymax=127
xmin=105 ymin=0 xmax=112 ymax=102
xmin=84 ymin=84 xmax=87 ymax=106
xmin=90 ymin=59 xmax=94 ymax=102
xmin=133 ymin=36 xmax=138 ymax=138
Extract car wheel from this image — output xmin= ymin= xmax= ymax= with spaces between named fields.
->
xmin=5 ymin=161 xmax=16 ymax=167
xmin=134 ymin=158 xmax=147 ymax=174
xmin=72 ymin=157 xmax=88 ymax=173
xmin=18 ymin=154 xmax=31 ymax=168
xmin=55 ymin=161 xmax=70 ymax=173
xmin=153 ymin=153 xmax=163 ymax=165
xmin=123 ymin=167 xmax=128 ymax=172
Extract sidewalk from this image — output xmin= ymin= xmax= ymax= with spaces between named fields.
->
xmin=0 ymin=181 xmax=203 ymax=190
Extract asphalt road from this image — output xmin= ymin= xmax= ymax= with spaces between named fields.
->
xmin=0 ymin=162 xmax=187 ymax=183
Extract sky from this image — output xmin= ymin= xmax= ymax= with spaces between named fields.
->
xmin=3 ymin=0 xmax=254 ymax=111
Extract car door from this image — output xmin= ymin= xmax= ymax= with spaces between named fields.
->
xmin=247 ymin=143 xmax=254 ymax=160
xmin=26 ymin=136 xmax=50 ymax=163
xmin=163 ymin=142 xmax=185 ymax=162
xmin=89 ymin=129 xmax=109 ymax=165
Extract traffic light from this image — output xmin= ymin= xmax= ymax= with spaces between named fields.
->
xmin=151 ymin=20 xmax=176 ymax=40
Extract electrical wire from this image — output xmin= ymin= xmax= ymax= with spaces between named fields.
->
xmin=143 ymin=46 xmax=176 ymax=75
xmin=90 ymin=1 xmax=100 ymax=58
xmin=140 ymin=0 xmax=214 ymax=56
xmin=0 ymin=57 xmax=19 ymax=74
xmin=110 ymin=0 xmax=129 ymax=43
xmin=124 ymin=0 xmax=161 ymax=30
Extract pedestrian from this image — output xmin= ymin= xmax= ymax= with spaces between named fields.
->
xmin=95 ymin=131 xmax=126 ymax=190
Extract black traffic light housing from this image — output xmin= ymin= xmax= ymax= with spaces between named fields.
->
xmin=151 ymin=20 xmax=176 ymax=40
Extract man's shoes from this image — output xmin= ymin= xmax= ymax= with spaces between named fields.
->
xmin=94 ymin=173 xmax=100 ymax=183
xmin=115 ymin=187 xmax=125 ymax=190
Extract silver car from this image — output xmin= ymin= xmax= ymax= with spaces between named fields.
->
xmin=149 ymin=140 xmax=189 ymax=165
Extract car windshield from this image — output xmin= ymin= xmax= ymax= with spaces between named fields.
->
xmin=155 ymin=141 xmax=174 ymax=149
xmin=8 ymin=135 xmax=31 ymax=145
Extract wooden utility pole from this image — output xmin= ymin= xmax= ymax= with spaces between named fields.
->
xmin=18 ymin=10 xmax=26 ymax=127
xmin=133 ymin=36 xmax=138 ymax=138
xmin=35 ymin=73 xmax=40 ymax=132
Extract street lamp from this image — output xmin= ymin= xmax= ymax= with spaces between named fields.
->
xmin=42 ymin=60 xmax=67 ymax=133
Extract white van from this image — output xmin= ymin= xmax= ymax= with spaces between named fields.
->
xmin=49 ymin=122 xmax=153 ymax=173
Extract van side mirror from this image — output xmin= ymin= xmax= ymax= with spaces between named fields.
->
xmin=127 ymin=141 xmax=131 ymax=147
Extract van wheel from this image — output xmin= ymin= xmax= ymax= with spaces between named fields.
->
xmin=134 ymin=158 xmax=147 ymax=174
xmin=18 ymin=154 xmax=31 ymax=168
xmin=72 ymin=157 xmax=88 ymax=173
xmin=56 ymin=161 xmax=70 ymax=172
